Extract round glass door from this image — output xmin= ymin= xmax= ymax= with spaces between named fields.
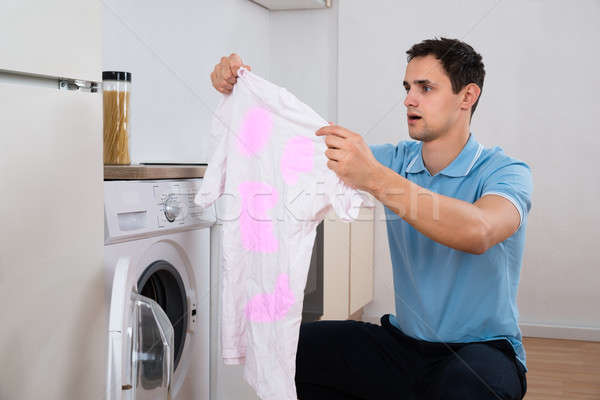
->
xmin=137 ymin=260 xmax=188 ymax=371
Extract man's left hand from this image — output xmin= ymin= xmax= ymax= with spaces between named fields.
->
xmin=315 ymin=124 xmax=381 ymax=193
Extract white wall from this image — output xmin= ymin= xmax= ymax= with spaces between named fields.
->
xmin=338 ymin=0 xmax=600 ymax=338
xmin=103 ymin=0 xmax=270 ymax=164
xmin=269 ymin=1 xmax=339 ymax=121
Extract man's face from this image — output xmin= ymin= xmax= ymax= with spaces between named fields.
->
xmin=403 ymin=55 xmax=463 ymax=142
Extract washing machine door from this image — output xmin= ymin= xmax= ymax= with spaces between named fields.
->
xmin=107 ymin=257 xmax=175 ymax=400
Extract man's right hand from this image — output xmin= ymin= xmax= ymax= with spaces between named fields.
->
xmin=210 ymin=53 xmax=251 ymax=95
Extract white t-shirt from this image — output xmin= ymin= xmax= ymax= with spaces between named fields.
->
xmin=195 ymin=67 xmax=370 ymax=400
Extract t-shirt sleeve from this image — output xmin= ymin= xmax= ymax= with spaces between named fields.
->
xmin=293 ymin=140 xmax=372 ymax=224
xmin=323 ymin=168 xmax=372 ymax=221
xmin=480 ymin=160 xmax=533 ymax=228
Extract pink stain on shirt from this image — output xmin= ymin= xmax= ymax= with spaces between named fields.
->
xmin=246 ymin=273 xmax=295 ymax=322
xmin=281 ymin=135 xmax=315 ymax=185
xmin=237 ymin=107 xmax=273 ymax=156
xmin=239 ymin=181 xmax=279 ymax=253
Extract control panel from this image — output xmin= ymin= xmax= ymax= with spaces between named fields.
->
xmin=104 ymin=179 xmax=216 ymax=244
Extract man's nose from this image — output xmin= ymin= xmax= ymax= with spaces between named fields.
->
xmin=404 ymin=91 xmax=418 ymax=108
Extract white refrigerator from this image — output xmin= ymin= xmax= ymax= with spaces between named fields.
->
xmin=0 ymin=1 xmax=107 ymax=400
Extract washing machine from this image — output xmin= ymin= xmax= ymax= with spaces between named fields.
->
xmin=104 ymin=178 xmax=215 ymax=400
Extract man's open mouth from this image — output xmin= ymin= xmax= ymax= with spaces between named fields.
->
xmin=408 ymin=114 xmax=422 ymax=121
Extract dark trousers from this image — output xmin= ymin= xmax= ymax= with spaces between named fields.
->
xmin=295 ymin=314 xmax=527 ymax=400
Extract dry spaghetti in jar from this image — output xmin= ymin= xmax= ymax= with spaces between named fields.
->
xmin=102 ymin=71 xmax=132 ymax=165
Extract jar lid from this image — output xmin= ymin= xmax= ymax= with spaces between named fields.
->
xmin=102 ymin=71 xmax=132 ymax=82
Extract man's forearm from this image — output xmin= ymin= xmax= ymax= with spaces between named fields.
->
xmin=368 ymin=165 xmax=489 ymax=254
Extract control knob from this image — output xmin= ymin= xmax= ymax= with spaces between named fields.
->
xmin=164 ymin=193 xmax=183 ymax=222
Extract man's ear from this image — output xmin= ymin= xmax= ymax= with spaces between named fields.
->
xmin=460 ymin=83 xmax=481 ymax=111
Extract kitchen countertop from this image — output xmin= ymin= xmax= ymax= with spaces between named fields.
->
xmin=104 ymin=164 xmax=207 ymax=180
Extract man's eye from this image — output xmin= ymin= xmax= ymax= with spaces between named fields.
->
xmin=423 ymin=86 xmax=432 ymax=92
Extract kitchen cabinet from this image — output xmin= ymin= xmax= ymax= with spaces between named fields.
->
xmin=321 ymin=205 xmax=375 ymax=320
xmin=0 ymin=0 xmax=101 ymax=81
xmin=0 ymin=1 xmax=105 ymax=399
xmin=349 ymin=206 xmax=375 ymax=316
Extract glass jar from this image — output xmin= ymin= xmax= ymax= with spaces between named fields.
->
xmin=102 ymin=71 xmax=132 ymax=165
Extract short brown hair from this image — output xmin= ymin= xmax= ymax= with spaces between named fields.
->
xmin=407 ymin=37 xmax=485 ymax=116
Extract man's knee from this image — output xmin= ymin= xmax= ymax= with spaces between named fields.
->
xmin=298 ymin=320 xmax=354 ymax=352
xmin=435 ymin=344 xmax=523 ymax=400
xmin=296 ymin=320 xmax=365 ymax=382
xmin=436 ymin=363 xmax=500 ymax=399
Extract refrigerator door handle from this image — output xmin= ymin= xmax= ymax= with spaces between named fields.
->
xmin=58 ymin=78 xmax=98 ymax=92
xmin=0 ymin=69 xmax=99 ymax=92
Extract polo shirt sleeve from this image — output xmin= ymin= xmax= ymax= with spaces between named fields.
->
xmin=369 ymin=142 xmax=406 ymax=169
xmin=481 ymin=160 xmax=533 ymax=228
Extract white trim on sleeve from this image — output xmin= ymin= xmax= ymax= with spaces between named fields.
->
xmin=481 ymin=191 xmax=524 ymax=228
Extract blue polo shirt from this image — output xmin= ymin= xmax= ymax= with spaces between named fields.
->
xmin=369 ymin=134 xmax=532 ymax=369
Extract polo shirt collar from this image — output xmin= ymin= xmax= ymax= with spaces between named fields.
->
xmin=405 ymin=133 xmax=484 ymax=177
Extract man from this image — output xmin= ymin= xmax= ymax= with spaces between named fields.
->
xmin=211 ymin=37 xmax=531 ymax=400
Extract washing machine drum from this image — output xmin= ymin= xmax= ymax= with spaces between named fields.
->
xmin=137 ymin=260 xmax=188 ymax=371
